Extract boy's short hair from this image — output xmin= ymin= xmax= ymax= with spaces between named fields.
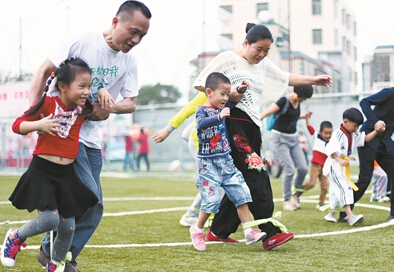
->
xmin=205 ymin=72 xmax=231 ymax=91
xmin=343 ymin=107 xmax=364 ymax=125
xmin=320 ymin=121 xmax=333 ymax=131
xmin=294 ymin=85 xmax=313 ymax=99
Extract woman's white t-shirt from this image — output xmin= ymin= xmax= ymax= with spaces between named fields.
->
xmin=193 ymin=50 xmax=290 ymax=126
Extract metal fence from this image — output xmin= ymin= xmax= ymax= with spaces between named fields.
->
xmin=0 ymin=92 xmax=372 ymax=173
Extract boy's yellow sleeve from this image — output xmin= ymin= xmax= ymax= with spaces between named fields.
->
xmin=167 ymin=92 xmax=207 ymax=130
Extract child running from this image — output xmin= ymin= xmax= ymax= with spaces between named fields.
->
xmin=0 ymin=58 xmax=111 ymax=271
xmin=293 ymin=117 xmax=333 ymax=209
xmin=322 ymin=108 xmax=384 ymax=226
xmin=370 ymin=161 xmax=390 ymax=202
xmin=190 ymin=72 xmax=266 ymax=251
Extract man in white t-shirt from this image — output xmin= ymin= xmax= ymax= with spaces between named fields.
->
xmin=28 ymin=1 xmax=151 ymax=271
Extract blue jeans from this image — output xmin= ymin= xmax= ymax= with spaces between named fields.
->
xmin=41 ymin=143 xmax=103 ymax=266
xmin=137 ymin=153 xmax=150 ymax=171
xmin=196 ymin=155 xmax=252 ymax=214
xmin=122 ymin=151 xmax=135 ymax=171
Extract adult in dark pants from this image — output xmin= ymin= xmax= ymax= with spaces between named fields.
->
xmin=339 ymin=88 xmax=393 ymax=221
xmin=209 ymin=108 xmax=284 ymax=244
xmin=193 ymin=23 xmax=332 ymax=250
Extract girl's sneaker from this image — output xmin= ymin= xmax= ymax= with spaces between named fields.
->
xmin=47 ymin=261 xmax=66 ymax=272
xmin=46 ymin=252 xmax=72 ymax=272
xmin=245 ymin=229 xmax=267 ymax=245
xmin=1 ymin=228 xmax=26 ymax=268
xmin=189 ymin=225 xmax=206 ymax=251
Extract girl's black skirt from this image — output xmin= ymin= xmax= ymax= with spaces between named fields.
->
xmin=9 ymin=155 xmax=98 ymax=218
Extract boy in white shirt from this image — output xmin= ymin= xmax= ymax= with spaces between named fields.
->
xmin=322 ymin=108 xmax=384 ymax=226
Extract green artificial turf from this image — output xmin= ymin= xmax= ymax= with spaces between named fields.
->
xmin=0 ymin=174 xmax=392 ymax=272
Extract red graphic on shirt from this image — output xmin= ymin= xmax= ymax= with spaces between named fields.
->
xmin=233 ymin=134 xmax=252 ymax=154
xmin=210 ymin=134 xmax=221 ymax=149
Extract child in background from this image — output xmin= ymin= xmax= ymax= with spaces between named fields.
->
xmin=293 ymin=117 xmax=333 ymax=209
xmin=0 ymin=58 xmax=113 ymax=271
xmin=137 ymin=128 xmax=150 ymax=171
xmin=190 ymin=72 xmax=265 ymax=251
xmin=322 ymin=108 xmax=384 ymax=226
xmin=298 ymin=132 xmax=309 ymax=165
xmin=370 ymin=161 xmax=390 ymax=202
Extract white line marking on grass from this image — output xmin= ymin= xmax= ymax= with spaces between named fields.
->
xmin=0 ymin=197 xmax=195 ymax=205
xmin=24 ymin=241 xmax=226 ymax=250
xmin=4 ymin=195 xmax=393 ymax=250
xmin=103 ymin=207 xmax=189 ymax=217
xmin=294 ymin=200 xmax=393 ymax=238
xmin=295 ymin=221 xmax=394 ymax=238
xmin=103 ymin=197 xmax=195 ymax=201
xmin=1 ymin=207 xmax=190 ymax=225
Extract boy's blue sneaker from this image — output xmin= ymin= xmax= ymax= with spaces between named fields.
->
xmin=348 ymin=214 xmax=364 ymax=226
xmin=1 ymin=228 xmax=26 ymax=268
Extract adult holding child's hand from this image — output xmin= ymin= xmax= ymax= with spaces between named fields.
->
xmin=341 ymin=88 xmax=394 ymax=222
xmin=193 ymin=23 xmax=332 ymax=250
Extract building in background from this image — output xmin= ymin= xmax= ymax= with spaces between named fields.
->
xmin=362 ymin=45 xmax=394 ymax=92
xmin=216 ymin=0 xmax=357 ymax=93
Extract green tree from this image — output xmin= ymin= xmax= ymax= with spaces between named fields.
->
xmin=0 ymin=70 xmax=33 ymax=84
xmin=137 ymin=83 xmax=182 ymax=105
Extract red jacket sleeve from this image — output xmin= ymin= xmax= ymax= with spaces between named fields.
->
xmin=307 ymin=125 xmax=315 ymax=136
xmin=12 ymin=99 xmax=48 ymax=135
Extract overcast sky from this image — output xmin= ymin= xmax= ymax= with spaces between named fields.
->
xmin=0 ymin=0 xmax=393 ymax=98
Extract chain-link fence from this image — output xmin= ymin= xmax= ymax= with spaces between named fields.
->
xmin=0 ymin=92 xmax=372 ymax=173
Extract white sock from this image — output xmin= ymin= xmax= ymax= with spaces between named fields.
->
xmin=194 ymin=225 xmax=204 ymax=233
xmin=243 ymin=227 xmax=252 ymax=236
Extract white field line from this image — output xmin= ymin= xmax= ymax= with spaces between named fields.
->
xmin=3 ymin=192 xmax=393 ymax=250
xmin=0 ymin=197 xmax=195 ymax=206
xmin=0 ymin=191 xmax=374 ymax=205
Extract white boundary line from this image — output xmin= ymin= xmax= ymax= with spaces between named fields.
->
xmin=2 ymin=196 xmax=392 ymax=250
xmin=294 ymin=200 xmax=394 ymax=238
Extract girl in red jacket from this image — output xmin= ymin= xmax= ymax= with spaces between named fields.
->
xmin=1 ymin=58 xmax=112 ymax=272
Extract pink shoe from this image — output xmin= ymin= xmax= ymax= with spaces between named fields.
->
xmin=189 ymin=225 xmax=206 ymax=251
xmin=245 ymin=229 xmax=267 ymax=245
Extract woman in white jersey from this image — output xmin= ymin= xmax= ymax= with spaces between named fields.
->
xmin=193 ymin=23 xmax=332 ymax=250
